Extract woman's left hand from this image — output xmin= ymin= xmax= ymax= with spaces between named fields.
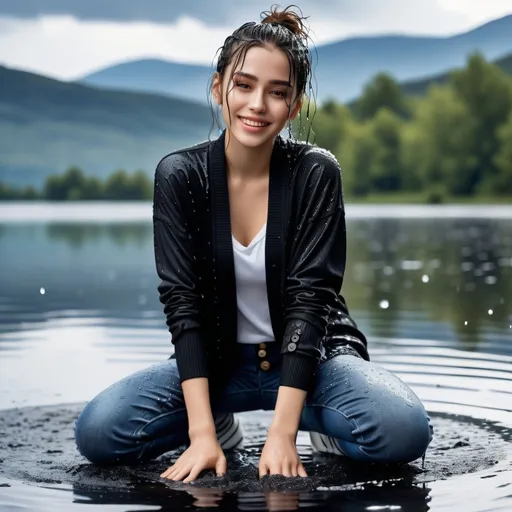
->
xmin=258 ymin=430 xmax=308 ymax=478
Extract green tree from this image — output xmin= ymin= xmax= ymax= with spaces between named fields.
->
xmin=308 ymin=101 xmax=353 ymax=154
xmin=0 ymin=183 xmax=40 ymax=200
xmin=493 ymin=111 xmax=512 ymax=194
xmin=129 ymin=170 xmax=153 ymax=200
xmin=104 ymin=169 xmax=130 ymax=200
xmin=367 ymin=108 xmax=404 ymax=192
xmin=22 ymin=186 xmax=39 ymax=200
xmin=43 ymin=166 xmax=87 ymax=200
xmin=337 ymin=122 xmax=376 ymax=197
xmin=43 ymin=175 xmax=66 ymax=200
xmin=356 ymin=73 xmax=409 ymax=120
xmin=401 ymin=86 xmax=477 ymax=198
xmin=80 ymin=176 xmax=103 ymax=200
xmin=63 ymin=166 xmax=87 ymax=192
xmin=451 ymin=53 xmax=512 ymax=194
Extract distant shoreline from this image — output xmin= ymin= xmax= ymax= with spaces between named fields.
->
xmin=2 ymin=201 xmax=512 ymax=223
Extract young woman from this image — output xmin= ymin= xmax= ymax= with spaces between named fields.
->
xmin=74 ymin=5 xmax=433 ymax=483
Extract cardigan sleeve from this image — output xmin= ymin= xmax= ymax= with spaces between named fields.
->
xmin=279 ymin=148 xmax=353 ymax=391
xmin=153 ymin=154 xmax=209 ymax=383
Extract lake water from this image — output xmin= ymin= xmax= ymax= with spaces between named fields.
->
xmin=0 ymin=202 xmax=511 ymax=511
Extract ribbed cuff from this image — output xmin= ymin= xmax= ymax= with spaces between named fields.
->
xmin=173 ymin=329 xmax=209 ymax=382
xmin=281 ymin=319 xmax=323 ymax=356
xmin=279 ymin=353 xmax=317 ymax=391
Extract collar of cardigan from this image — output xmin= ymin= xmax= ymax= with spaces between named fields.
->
xmin=207 ymin=129 xmax=291 ymax=345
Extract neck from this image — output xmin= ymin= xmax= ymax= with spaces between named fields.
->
xmin=224 ymin=129 xmax=275 ymax=179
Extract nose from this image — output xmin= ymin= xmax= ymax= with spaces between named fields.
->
xmin=249 ymin=89 xmax=266 ymax=113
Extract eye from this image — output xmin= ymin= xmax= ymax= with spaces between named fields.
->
xmin=271 ymin=90 xmax=287 ymax=97
xmin=234 ymin=80 xmax=249 ymax=89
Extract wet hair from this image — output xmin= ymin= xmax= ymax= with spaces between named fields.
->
xmin=207 ymin=4 xmax=317 ymax=143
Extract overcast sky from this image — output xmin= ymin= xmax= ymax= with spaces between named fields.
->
xmin=0 ymin=0 xmax=510 ymax=80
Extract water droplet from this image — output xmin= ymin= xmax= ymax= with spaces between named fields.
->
xmin=422 ymin=274 xmax=429 ymax=283
xmin=488 ymin=309 xmax=493 ymax=315
xmin=464 ymin=321 xmax=468 ymax=326
xmin=39 ymin=287 xmax=46 ymax=295
xmin=379 ymin=300 xmax=389 ymax=310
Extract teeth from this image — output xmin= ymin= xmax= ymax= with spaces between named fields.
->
xmin=240 ymin=117 xmax=268 ymax=127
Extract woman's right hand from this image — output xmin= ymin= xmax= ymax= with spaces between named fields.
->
xmin=160 ymin=433 xmax=227 ymax=483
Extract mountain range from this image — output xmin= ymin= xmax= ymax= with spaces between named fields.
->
xmin=0 ymin=65 xmax=212 ymax=187
xmin=1 ymin=14 xmax=511 ymax=188
xmin=79 ymin=15 xmax=512 ymax=104
xmin=400 ymin=53 xmax=512 ymax=96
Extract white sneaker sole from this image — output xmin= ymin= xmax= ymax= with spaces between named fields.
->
xmin=309 ymin=431 xmax=346 ymax=456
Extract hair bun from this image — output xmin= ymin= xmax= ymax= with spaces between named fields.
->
xmin=261 ymin=4 xmax=308 ymax=38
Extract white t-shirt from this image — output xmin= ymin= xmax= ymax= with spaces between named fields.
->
xmin=232 ymin=223 xmax=276 ymax=344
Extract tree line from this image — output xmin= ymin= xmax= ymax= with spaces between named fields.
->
xmin=298 ymin=53 xmax=512 ymax=202
xmin=0 ymin=168 xmax=153 ymax=200
xmin=1 ymin=52 xmax=511 ymax=202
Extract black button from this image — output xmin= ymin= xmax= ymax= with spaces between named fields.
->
xmin=287 ymin=342 xmax=297 ymax=352
xmin=291 ymin=334 xmax=299 ymax=342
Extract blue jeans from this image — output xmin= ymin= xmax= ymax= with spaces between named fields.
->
xmin=75 ymin=343 xmax=433 ymax=465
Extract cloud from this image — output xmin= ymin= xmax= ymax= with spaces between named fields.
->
xmin=0 ymin=0 xmax=341 ymax=24
xmin=0 ymin=1 xmax=509 ymax=81
xmin=440 ymin=0 xmax=512 ymax=24
xmin=0 ymin=0 xmax=474 ymax=27
xmin=0 ymin=15 xmax=231 ymax=79
xmin=0 ymin=0 xmax=509 ymax=29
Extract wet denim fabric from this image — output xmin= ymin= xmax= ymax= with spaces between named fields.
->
xmin=74 ymin=343 xmax=433 ymax=465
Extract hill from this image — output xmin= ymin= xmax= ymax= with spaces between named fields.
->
xmin=79 ymin=59 xmax=212 ymax=105
xmin=0 ymin=65 xmax=213 ymax=187
xmin=79 ymin=15 xmax=512 ymax=104
xmin=400 ymin=52 xmax=512 ymax=96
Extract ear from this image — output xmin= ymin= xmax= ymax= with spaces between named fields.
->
xmin=289 ymin=98 xmax=302 ymax=121
xmin=211 ymin=72 xmax=223 ymax=106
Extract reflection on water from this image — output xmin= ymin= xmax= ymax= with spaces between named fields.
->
xmin=0 ymin=477 xmax=433 ymax=512
xmin=70 ymin=479 xmax=432 ymax=511
xmin=345 ymin=217 xmax=511 ymax=352
xmin=0 ymin=206 xmax=511 ymax=512
xmin=1 ymin=217 xmax=510 ymax=352
xmin=46 ymin=222 xmax=152 ymax=248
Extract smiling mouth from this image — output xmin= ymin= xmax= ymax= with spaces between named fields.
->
xmin=239 ymin=117 xmax=270 ymax=128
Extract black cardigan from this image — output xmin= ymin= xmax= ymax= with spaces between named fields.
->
xmin=153 ymin=130 xmax=369 ymax=398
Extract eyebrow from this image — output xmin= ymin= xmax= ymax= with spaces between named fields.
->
xmin=233 ymin=71 xmax=292 ymax=87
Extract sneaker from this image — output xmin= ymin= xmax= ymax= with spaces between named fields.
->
xmin=309 ymin=431 xmax=346 ymax=456
xmin=214 ymin=413 xmax=244 ymax=451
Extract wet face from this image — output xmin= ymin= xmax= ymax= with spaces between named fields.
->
xmin=212 ymin=44 xmax=302 ymax=149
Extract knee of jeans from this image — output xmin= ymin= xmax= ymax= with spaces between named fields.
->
xmin=372 ymin=405 xmax=433 ymax=463
xmin=74 ymin=401 xmax=121 ymax=465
